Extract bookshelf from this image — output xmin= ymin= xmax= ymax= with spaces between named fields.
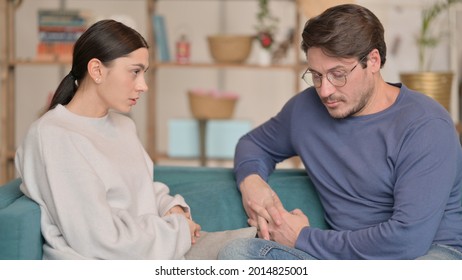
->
xmin=147 ymin=0 xmax=305 ymax=163
xmin=0 ymin=0 xmax=157 ymax=184
xmin=0 ymin=0 xmax=15 ymax=184
xmin=0 ymin=0 xmax=305 ymax=184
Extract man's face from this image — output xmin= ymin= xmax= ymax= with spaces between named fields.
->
xmin=305 ymin=47 xmax=374 ymax=119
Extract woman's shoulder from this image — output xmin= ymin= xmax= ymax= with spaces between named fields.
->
xmin=22 ymin=108 xmax=74 ymax=146
xmin=24 ymin=107 xmax=138 ymax=143
xmin=28 ymin=108 xmax=63 ymax=133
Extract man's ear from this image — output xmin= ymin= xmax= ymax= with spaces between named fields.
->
xmin=87 ymin=58 xmax=103 ymax=84
xmin=368 ymin=49 xmax=381 ymax=72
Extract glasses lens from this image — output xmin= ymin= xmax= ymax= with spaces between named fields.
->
xmin=302 ymin=73 xmax=311 ymax=85
xmin=312 ymin=75 xmax=322 ymax=87
xmin=327 ymin=72 xmax=347 ymax=87
xmin=302 ymin=72 xmax=322 ymax=88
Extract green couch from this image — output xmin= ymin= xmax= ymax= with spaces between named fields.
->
xmin=0 ymin=165 xmax=327 ymax=260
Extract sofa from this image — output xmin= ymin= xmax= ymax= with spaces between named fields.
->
xmin=0 ymin=165 xmax=328 ymax=260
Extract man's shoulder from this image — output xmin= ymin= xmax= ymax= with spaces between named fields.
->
xmin=397 ymin=84 xmax=451 ymax=121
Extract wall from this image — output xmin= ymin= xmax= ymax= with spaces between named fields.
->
xmin=4 ymin=0 xmax=461 ymax=158
xmin=11 ymin=0 xmax=148 ymax=151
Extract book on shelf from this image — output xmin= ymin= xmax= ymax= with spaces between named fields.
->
xmin=36 ymin=42 xmax=74 ymax=61
xmin=36 ymin=9 xmax=89 ymax=61
xmin=152 ymin=14 xmax=171 ymax=62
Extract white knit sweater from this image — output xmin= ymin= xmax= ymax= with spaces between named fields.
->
xmin=15 ymin=105 xmax=191 ymax=259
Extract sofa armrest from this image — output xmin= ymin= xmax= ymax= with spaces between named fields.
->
xmin=0 ymin=178 xmax=23 ymax=209
xmin=0 ymin=179 xmax=43 ymax=260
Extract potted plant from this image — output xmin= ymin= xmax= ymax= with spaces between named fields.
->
xmin=255 ymin=0 xmax=279 ymax=65
xmin=400 ymin=0 xmax=461 ymax=112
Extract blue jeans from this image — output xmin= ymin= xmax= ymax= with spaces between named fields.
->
xmin=218 ymin=238 xmax=317 ymax=260
xmin=416 ymin=244 xmax=462 ymax=260
xmin=218 ymin=238 xmax=462 ymax=260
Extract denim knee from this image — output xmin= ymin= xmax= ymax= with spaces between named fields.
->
xmin=218 ymin=238 xmax=253 ymax=260
xmin=218 ymin=238 xmax=316 ymax=260
xmin=416 ymin=244 xmax=462 ymax=260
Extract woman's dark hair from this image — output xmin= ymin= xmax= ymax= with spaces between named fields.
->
xmin=301 ymin=4 xmax=386 ymax=68
xmin=49 ymin=19 xmax=149 ymax=110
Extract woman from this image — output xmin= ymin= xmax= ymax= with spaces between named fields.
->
xmin=15 ymin=19 xmax=201 ymax=259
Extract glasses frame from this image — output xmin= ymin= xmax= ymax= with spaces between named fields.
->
xmin=301 ymin=55 xmax=367 ymax=88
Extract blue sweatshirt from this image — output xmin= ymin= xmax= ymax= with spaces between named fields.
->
xmin=234 ymin=83 xmax=462 ymax=259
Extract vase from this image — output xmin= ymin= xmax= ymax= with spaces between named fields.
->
xmin=258 ymin=48 xmax=272 ymax=66
xmin=400 ymin=71 xmax=453 ymax=112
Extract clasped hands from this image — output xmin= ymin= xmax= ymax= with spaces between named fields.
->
xmin=241 ymin=174 xmax=310 ymax=248
xmin=165 ymin=205 xmax=201 ymax=245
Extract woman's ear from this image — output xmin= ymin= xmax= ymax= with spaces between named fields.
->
xmin=87 ymin=58 xmax=103 ymax=84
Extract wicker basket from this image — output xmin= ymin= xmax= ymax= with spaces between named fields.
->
xmin=207 ymin=35 xmax=253 ymax=63
xmin=188 ymin=91 xmax=237 ymax=119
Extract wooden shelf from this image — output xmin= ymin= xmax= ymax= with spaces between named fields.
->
xmin=155 ymin=61 xmax=306 ymax=71
xmin=146 ymin=0 xmax=304 ymax=162
xmin=9 ymin=58 xmax=72 ymax=66
xmin=0 ymin=0 xmax=303 ymax=183
xmin=0 ymin=0 xmax=157 ymax=184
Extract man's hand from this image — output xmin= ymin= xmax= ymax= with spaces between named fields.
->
xmin=270 ymin=208 xmax=309 ymax=247
xmin=248 ymin=186 xmax=310 ymax=247
xmin=240 ymin=174 xmax=283 ymax=240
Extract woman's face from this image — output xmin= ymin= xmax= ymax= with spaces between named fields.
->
xmin=98 ymin=48 xmax=149 ymax=114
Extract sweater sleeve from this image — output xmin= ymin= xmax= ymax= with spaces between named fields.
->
xmin=234 ymin=96 xmax=298 ymax=185
xmin=295 ymin=118 xmax=461 ymax=259
xmin=144 ymin=149 xmax=190 ymax=216
xmin=16 ymin=122 xmax=192 ymax=260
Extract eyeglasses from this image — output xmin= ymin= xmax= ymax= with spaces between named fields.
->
xmin=301 ymin=56 xmax=367 ymax=88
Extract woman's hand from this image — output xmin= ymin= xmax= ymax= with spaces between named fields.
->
xmin=165 ymin=205 xmax=201 ymax=244
xmin=187 ymin=219 xmax=201 ymax=244
xmin=165 ymin=205 xmax=191 ymax=219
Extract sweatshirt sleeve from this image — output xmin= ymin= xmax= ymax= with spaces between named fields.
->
xmin=144 ymin=149 xmax=190 ymax=216
xmin=16 ymin=121 xmax=192 ymax=260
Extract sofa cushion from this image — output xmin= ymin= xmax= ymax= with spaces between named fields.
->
xmin=155 ymin=166 xmax=248 ymax=232
xmin=154 ymin=166 xmax=329 ymax=232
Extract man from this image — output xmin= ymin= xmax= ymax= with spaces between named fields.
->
xmin=218 ymin=4 xmax=462 ymax=260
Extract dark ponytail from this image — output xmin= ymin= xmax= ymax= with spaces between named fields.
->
xmin=48 ymin=72 xmax=78 ymax=110
xmin=48 ymin=19 xmax=148 ymax=110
